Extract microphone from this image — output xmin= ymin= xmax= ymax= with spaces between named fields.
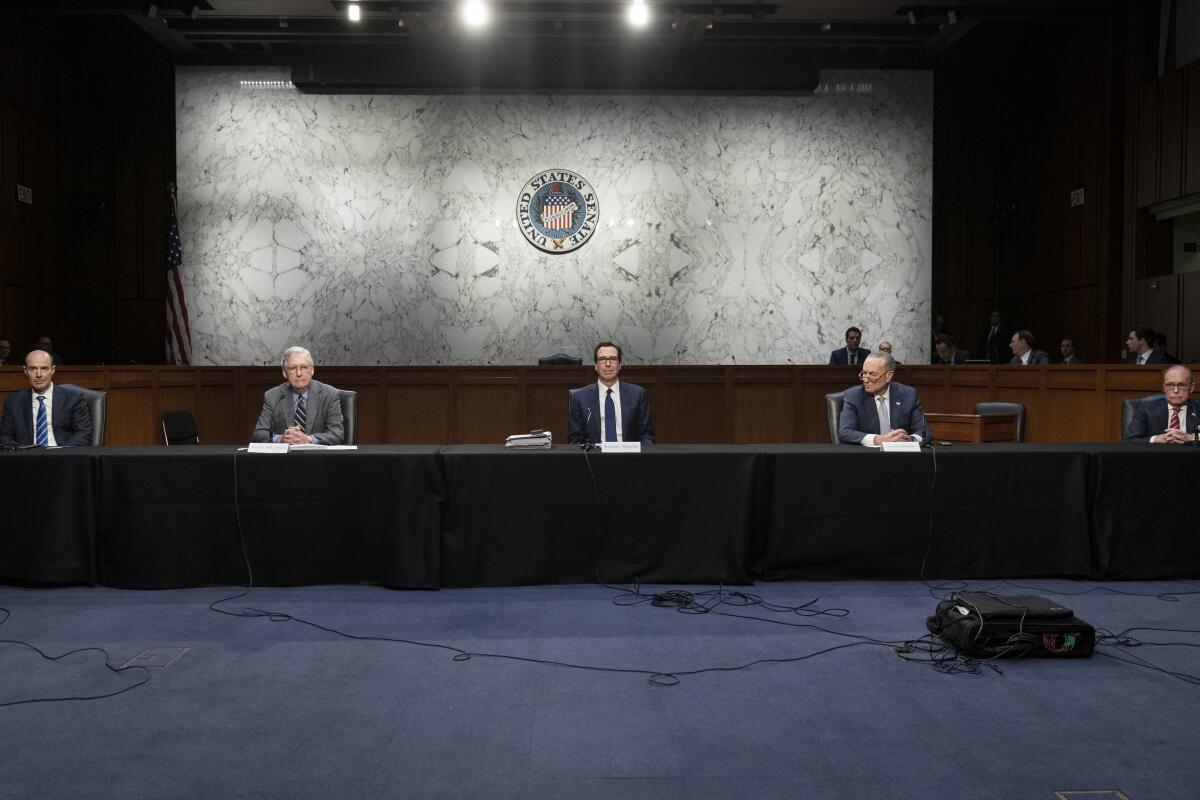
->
xmin=581 ymin=407 xmax=596 ymax=451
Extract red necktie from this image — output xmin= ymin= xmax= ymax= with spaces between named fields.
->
xmin=1169 ymin=407 xmax=1181 ymax=430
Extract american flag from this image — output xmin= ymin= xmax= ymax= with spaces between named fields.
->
xmin=541 ymin=195 xmax=576 ymax=232
xmin=165 ymin=197 xmax=193 ymax=365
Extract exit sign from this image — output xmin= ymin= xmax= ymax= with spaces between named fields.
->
xmin=1070 ymin=187 xmax=1085 ymax=207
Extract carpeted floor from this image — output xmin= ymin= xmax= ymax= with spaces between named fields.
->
xmin=2 ymin=579 xmax=1197 ymax=799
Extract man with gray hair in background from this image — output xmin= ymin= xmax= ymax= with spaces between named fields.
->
xmin=252 ymin=346 xmax=344 ymax=445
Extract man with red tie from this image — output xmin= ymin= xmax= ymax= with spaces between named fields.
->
xmin=1124 ymin=365 xmax=1198 ymax=444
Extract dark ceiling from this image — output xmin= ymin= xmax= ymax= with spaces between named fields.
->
xmin=17 ymin=1 xmax=1123 ymax=93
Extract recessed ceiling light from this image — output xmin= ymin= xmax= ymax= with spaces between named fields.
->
xmin=461 ymin=0 xmax=490 ymax=29
xmin=627 ymin=0 xmax=650 ymax=28
xmin=348 ymin=3 xmax=361 ymax=22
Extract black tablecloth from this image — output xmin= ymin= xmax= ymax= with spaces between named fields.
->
xmin=1090 ymin=443 xmax=1200 ymax=578
xmin=0 ymin=448 xmax=96 ymax=584
xmin=756 ymin=444 xmax=1094 ymax=580
xmin=95 ymin=446 xmax=444 ymax=589
xmin=438 ymin=445 xmax=761 ymax=586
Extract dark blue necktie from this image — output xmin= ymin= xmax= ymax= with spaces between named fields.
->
xmin=294 ymin=394 xmax=307 ymax=431
xmin=35 ymin=396 xmax=48 ymax=446
xmin=604 ymin=388 xmax=617 ymax=442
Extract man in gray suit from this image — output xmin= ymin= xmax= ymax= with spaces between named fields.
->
xmin=252 ymin=346 xmax=344 ymax=445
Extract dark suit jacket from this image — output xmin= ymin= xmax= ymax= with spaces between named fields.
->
xmin=567 ymin=381 xmax=654 ymax=445
xmin=1130 ymin=350 xmax=1171 ymax=365
xmin=0 ymin=384 xmax=94 ymax=446
xmin=933 ymin=348 xmax=971 ymax=365
xmin=837 ymin=381 xmax=930 ymax=444
xmin=1060 ymin=354 xmax=1084 ymax=364
xmin=252 ymin=379 xmax=344 ymax=445
xmin=1124 ymin=396 xmax=1200 ymax=441
xmin=1010 ymin=349 xmax=1050 ymax=365
xmin=980 ymin=327 xmax=1008 ymax=364
xmin=829 ymin=347 xmax=871 ymax=366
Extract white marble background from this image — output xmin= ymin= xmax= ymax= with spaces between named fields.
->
xmin=176 ymin=67 xmax=932 ymax=365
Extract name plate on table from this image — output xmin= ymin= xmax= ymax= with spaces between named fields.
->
xmin=880 ymin=441 xmax=922 ymax=453
xmin=599 ymin=442 xmax=642 ymax=453
xmin=247 ymin=442 xmax=289 ymax=454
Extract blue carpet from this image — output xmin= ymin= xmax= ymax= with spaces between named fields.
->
xmin=2 ymin=580 xmax=1197 ymax=799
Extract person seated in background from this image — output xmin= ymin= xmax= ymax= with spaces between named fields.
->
xmin=1009 ymin=330 xmax=1050 ymax=364
xmin=1059 ymin=337 xmax=1083 ymax=364
xmin=837 ymin=353 xmax=930 ymax=447
xmin=0 ymin=350 xmax=93 ymax=447
xmin=1124 ymin=365 xmax=1197 ymax=444
xmin=1152 ymin=332 xmax=1181 ymax=364
xmin=567 ymin=342 xmax=654 ymax=445
xmin=0 ymin=337 xmax=12 ymax=365
xmin=1126 ymin=326 xmax=1168 ymax=365
xmin=876 ymin=341 xmax=901 ymax=365
xmin=829 ymin=327 xmax=870 ymax=367
xmin=932 ymin=335 xmax=970 ymax=365
xmin=930 ymin=314 xmax=951 ymax=360
xmin=252 ymin=346 xmax=344 ymax=445
xmin=32 ymin=334 xmax=63 ymax=366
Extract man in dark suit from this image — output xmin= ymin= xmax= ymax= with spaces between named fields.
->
xmin=0 ymin=337 xmax=12 ymax=365
xmin=829 ymin=326 xmax=870 ymax=366
xmin=0 ymin=350 xmax=93 ymax=447
xmin=1059 ymin=337 xmax=1084 ymax=364
xmin=1009 ymin=330 xmax=1050 ymax=364
xmin=1126 ymin=326 xmax=1169 ymax=365
xmin=932 ymin=335 xmax=970 ymax=365
xmin=252 ymin=346 xmax=344 ymax=445
xmin=1125 ymin=366 xmax=1198 ymax=444
xmin=979 ymin=310 xmax=1008 ymax=364
xmin=837 ymin=353 xmax=930 ymax=446
xmin=567 ymin=341 xmax=654 ymax=445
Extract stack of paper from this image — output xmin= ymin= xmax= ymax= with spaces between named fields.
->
xmin=505 ymin=431 xmax=552 ymax=449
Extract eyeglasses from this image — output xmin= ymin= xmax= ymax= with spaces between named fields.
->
xmin=859 ymin=370 xmax=890 ymax=381
xmin=285 ymin=364 xmax=313 ymax=374
xmin=596 ymin=357 xmax=620 ymax=364
xmin=1163 ymin=382 xmax=1194 ymax=392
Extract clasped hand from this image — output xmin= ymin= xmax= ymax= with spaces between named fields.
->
xmin=280 ymin=426 xmax=311 ymax=445
xmin=1154 ymin=428 xmax=1192 ymax=445
xmin=874 ymin=429 xmax=912 ymax=445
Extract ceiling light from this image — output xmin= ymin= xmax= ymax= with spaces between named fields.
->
xmin=348 ymin=3 xmax=361 ymax=22
xmin=627 ymin=1 xmax=650 ymax=28
xmin=461 ymin=0 xmax=490 ymax=29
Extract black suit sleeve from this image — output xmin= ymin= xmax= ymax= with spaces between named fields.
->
xmin=632 ymin=390 xmax=654 ymax=445
xmin=566 ymin=390 xmax=588 ymax=444
xmin=60 ymin=392 xmax=94 ymax=446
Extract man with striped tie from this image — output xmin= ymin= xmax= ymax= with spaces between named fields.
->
xmin=1124 ymin=365 xmax=1198 ymax=444
xmin=0 ymin=350 xmax=93 ymax=447
xmin=251 ymin=346 xmax=344 ymax=445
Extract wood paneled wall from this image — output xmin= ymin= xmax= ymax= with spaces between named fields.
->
xmin=2 ymin=364 xmax=1190 ymax=445
xmin=933 ymin=15 xmax=1126 ymax=365
xmin=0 ymin=13 xmax=172 ymax=365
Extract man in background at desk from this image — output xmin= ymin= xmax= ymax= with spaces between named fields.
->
xmin=567 ymin=342 xmax=654 ymax=445
xmin=838 ymin=353 xmax=929 ymax=447
xmin=0 ymin=350 xmax=92 ymax=447
xmin=829 ymin=326 xmax=870 ymax=366
xmin=1009 ymin=330 xmax=1050 ymax=364
xmin=252 ymin=346 xmax=344 ymax=445
xmin=1125 ymin=365 xmax=1198 ymax=444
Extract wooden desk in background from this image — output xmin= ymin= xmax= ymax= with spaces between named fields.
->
xmin=925 ymin=412 xmax=1019 ymax=443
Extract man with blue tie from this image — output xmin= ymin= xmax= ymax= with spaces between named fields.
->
xmin=567 ymin=342 xmax=655 ymax=446
xmin=837 ymin=353 xmax=930 ymax=446
xmin=828 ymin=326 xmax=870 ymax=366
xmin=251 ymin=346 xmax=344 ymax=445
xmin=0 ymin=350 xmax=93 ymax=447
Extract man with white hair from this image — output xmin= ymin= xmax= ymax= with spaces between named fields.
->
xmin=251 ymin=346 xmax=344 ymax=445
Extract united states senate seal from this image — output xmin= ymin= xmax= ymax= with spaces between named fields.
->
xmin=516 ymin=170 xmax=599 ymax=254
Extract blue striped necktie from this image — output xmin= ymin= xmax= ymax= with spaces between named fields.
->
xmin=604 ymin=388 xmax=617 ymax=442
xmin=35 ymin=395 xmax=48 ymax=446
xmin=294 ymin=394 xmax=307 ymax=432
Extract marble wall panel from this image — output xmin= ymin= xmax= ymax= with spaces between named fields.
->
xmin=177 ymin=67 xmax=932 ymax=366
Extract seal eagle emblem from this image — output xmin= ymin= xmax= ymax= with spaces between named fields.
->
xmin=516 ymin=169 xmax=599 ymax=254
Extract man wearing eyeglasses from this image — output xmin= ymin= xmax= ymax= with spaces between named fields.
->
xmin=567 ymin=342 xmax=654 ymax=446
xmin=837 ymin=353 xmax=930 ymax=446
xmin=1124 ymin=365 xmax=1198 ymax=444
xmin=0 ymin=350 xmax=93 ymax=447
xmin=251 ymin=346 xmax=344 ymax=445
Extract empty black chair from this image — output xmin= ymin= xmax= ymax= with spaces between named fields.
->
xmin=1122 ymin=394 xmax=1159 ymax=440
xmin=337 ymin=389 xmax=358 ymax=445
xmin=161 ymin=410 xmax=199 ymax=445
xmin=825 ymin=391 xmax=847 ymax=444
xmin=538 ymin=353 xmax=582 ymax=366
xmin=974 ymin=401 xmax=1026 ymax=443
xmin=72 ymin=387 xmax=107 ymax=446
